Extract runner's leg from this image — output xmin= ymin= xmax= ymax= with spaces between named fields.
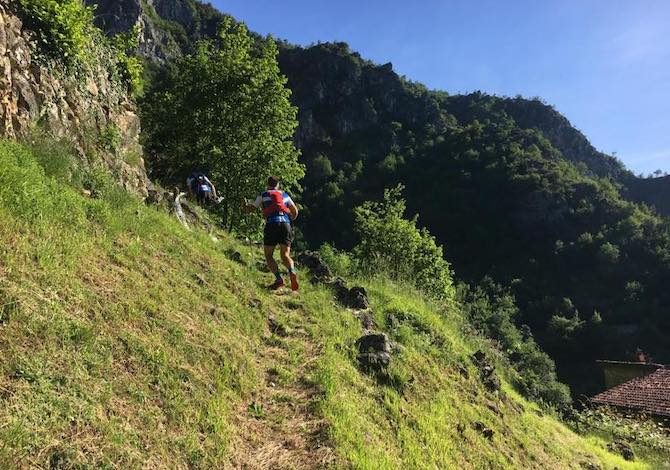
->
xmin=279 ymin=244 xmax=294 ymax=271
xmin=265 ymin=245 xmax=279 ymax=274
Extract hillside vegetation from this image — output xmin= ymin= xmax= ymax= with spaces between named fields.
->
xmin=77 ymin=0 xmax=670 ymax=400
xmin=0 ymin=139 xmax=665 ymax=468
xmin=3 ymin=1 xmax=670 ymax=467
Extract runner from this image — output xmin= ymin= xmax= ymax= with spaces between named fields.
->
xmin=245 ymin=176 xmax=299 ymax=291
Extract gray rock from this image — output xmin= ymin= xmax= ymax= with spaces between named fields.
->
xmin=356 ymin=332 xmax=392 ymax=374
xmin=0 ymin=3 xmax=149 ymax=197
xmin=354 ymin=310 xmax=376 ymax=331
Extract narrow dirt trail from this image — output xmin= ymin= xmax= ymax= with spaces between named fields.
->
xmin=228 ymin=293 xmax=337 ymax=469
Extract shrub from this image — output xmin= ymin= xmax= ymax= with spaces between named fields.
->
xmin=352 ymin=185 xmax=454 ymax=299
xmin=318 ymin=243 xmax=353 ymax=277
xmin=459 ymin=279 xmax=571 ymax=408
xmin=14 ymin=0 xmax=144 ymax=92
xmin=111 ymin=26 xmax=146 ymax=95
xmin=14 ymin=0 xmax=97 ymax=66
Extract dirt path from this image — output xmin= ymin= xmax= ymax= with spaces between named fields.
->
xmin=228 ymin=293 xmax=337 ymax=469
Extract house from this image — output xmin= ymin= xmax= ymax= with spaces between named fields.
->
xmin=592 ymin=362 xmax=670 ymax=418
xmin=596 ymin=360 xmax=664 ymax=390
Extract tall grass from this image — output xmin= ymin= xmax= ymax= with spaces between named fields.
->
xmin=0 ymin=138 xmax=664 ymax=468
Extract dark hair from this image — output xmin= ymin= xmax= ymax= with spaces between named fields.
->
xmin=267 ymin=176 xmax=279 ymax=188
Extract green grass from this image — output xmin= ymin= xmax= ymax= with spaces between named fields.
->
xmin=0 ymin=138 xmax=666 ymax=468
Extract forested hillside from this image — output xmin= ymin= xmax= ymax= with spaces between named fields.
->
xmin=81 ymin=0 xmax=670 ymax=398
xmin=278 ymin=43 xmax=670 ymax=397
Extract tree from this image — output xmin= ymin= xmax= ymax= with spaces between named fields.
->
xmin=141 ymin=18 xmax=304 ymax=228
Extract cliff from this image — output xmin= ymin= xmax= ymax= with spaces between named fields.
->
xmin=86 ymin=0 xmax=226 ymax=63
xmin=0 ymin=0 xmax=148 ymax=196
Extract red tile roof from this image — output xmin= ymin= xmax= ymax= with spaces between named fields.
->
xmin=592 ymin=368 xmax=670 ymax=417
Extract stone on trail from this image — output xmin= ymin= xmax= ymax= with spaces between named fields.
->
xmin=225 ymin=250 xmax=244 ymax=264
xmin=356 ymin=332 xmax=392 ymax=374
xmin=268 ymin=314 xmax=289 ymax=337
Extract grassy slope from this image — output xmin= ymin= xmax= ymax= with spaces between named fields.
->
xmin=0 ymin=140 xmax=661 ymax=469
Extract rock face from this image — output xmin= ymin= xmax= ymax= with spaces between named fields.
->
xmin=627 ymin=174 xmax=670 ymax=218
xmin=0 ymin=1 xmax=149 ymax=197
xmin=85 ymin=0 xmax=226 ymax=63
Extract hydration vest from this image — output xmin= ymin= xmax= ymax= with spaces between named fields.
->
xmin=262 ymin=190 xmax=290 ymax=220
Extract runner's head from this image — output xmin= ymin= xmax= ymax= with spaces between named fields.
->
xmin=267 ymin=176 xmax=280 ymax=190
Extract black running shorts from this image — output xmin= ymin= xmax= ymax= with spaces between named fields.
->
xmin=264 ymin=222 xmax=293 ymax=247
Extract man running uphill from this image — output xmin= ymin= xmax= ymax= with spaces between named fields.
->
xmin=244 ymin=176 xmax=299 ymax=291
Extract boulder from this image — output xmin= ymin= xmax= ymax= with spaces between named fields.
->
xmin=356 ymin=332 xmax=392 ymax=374
xmin=296 ymin=251 xmax=333 ymax=282
xmin=331 ymin=278 xmax=369 ymax=309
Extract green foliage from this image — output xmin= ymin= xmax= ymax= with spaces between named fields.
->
xmin=574 ymin=407 xmax=670 ymax=465
xmin=317 ymin=243 xmax=353 ymax=277
xmin=352 ymin=185 xmax=454 ymax=299
xmin=111 ymin=26 xmax=145 ymax=95
xmin=98 ymin=123 xmax=121 ymax=154
xmin=13 ymin=0 xmax=143 ymax=93
xmin=280 ymin=43 xmax=670 ymax=396
xmin=141 ymin=18 xmax=303 ymax=229
xmin=458 ymin=279 xmax=571 ymax=408
xmin=0 ymin=136 xmax=660 ymax=468
xmin=14 ymin=0 xmax=97 ymax=65
xmin=548 ymin=314 xmax=585 ymax=340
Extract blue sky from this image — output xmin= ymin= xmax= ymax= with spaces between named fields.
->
xmin=211 ymin=0 xmax=670 ymax=175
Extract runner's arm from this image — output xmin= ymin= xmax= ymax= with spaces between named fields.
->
xmin=243 ymin=195 xmax=262 ymax=213
xmin=287 ymin=199 xmax=298 ymax=221
xmin=204 ymin=176 xmax=218 ymax=198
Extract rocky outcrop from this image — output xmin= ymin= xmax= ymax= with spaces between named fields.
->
xmin=296 ymin=251 xmax=371 ymax=309
xmin=471 ymin=350 xmax=502 ymax=394
xmin=0 ymin=1 xmax=149 ymax=196
xmin=85 ymin=0 xmax=226 ymax=63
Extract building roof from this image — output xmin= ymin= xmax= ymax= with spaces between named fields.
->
xmin=592 ymin=367 xmax=670 ymax=417
xmin=596 ymin=360 xmax=664 ymax=368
